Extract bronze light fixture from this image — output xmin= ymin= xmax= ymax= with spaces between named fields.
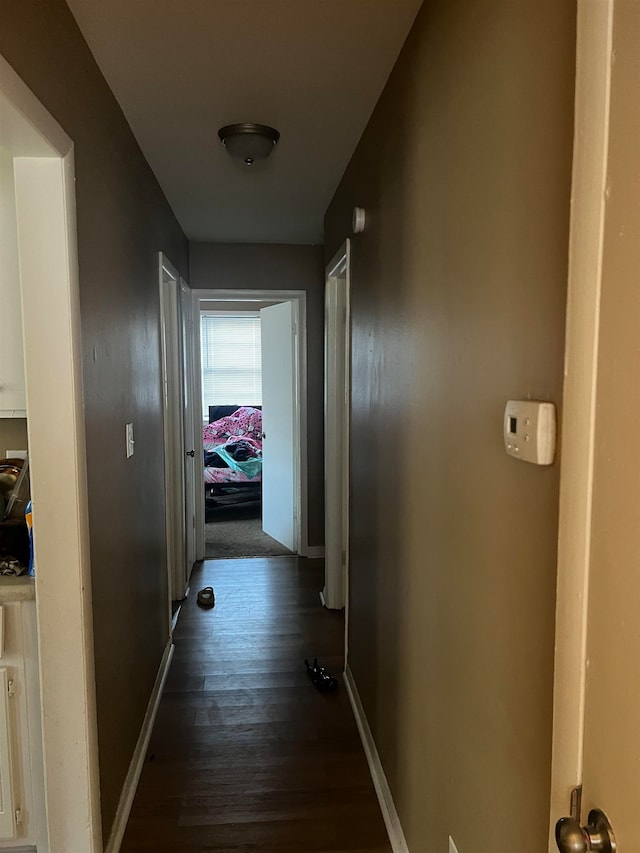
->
xmin=217 ymin=123 xmax=280 ymax=166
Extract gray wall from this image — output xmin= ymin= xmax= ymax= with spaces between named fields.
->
xmin=0 ymin=1 xmax=189 ymax=839
xmin=0 ymin=420 xmax=28 ymax=458
xmin=325 ymin=0 xmax=576 ymax=850
xmin=190 ymin=242 xmax=325 ymax=546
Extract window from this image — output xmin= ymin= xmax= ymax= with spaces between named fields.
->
xmin=200 ymin=313 xmax=262 ymax=420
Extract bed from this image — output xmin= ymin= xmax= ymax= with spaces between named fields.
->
xmin=203 ymin=405 xmax=263 ymax=505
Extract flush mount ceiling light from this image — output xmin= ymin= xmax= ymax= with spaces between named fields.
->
xmin=217 ymin=123 xmax=280 ymax=166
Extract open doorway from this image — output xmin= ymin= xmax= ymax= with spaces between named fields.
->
xmin=192 ymin=289 xmax=309 ymax=561
xmin=200 ymin=307 xmax=289 ymax=558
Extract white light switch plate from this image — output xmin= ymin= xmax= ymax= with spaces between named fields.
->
xmin=449 ymin=837 xmax=460 ymax=853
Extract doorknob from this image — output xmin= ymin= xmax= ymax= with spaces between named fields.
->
xmin=186 ymin=450 xmax=195 ymax=458
xmin=261 ymin=432 xmax=266 ymax=439
xmin=555 ymin=809 xmax=617 ymax=852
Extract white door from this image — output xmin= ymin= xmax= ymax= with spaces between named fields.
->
xmin=179 ymin=279 xmax=196 ymax=579
xmin=324 ymin=243 xmax=350 ymax=610
xmin=550 ymin=2 xmax=639 ymax=850
xmin=260 ymin=302 xmax=296 ymax=551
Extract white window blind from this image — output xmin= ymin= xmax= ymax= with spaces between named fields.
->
xmin=200 ymin=313 xmax=262 ymax=419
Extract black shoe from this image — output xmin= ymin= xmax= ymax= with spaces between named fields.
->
xmin=304 ymin=658 xmax=338 ymax=692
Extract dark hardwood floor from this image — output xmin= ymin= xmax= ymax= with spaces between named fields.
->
xmin=120 ymin=557 xmax=392 ymax=853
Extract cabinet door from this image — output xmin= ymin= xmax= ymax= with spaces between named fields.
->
xmin=0 ymin=148 xmax=27 ymax=417
xmin=0 ymin=668 xmax=16 ymax=839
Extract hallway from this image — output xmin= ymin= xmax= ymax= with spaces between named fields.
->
xmin=120 ymin=557 xmax=391 ymax=852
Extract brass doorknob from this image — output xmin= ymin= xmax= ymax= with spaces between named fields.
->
xmin=555 ymin=809 xmax=617 ymax=853
xmin=556 ymin=819 xmax=588 ymax=853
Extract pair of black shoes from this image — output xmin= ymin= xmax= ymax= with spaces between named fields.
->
xmin=304 ymin=658 xmax=338 ymax=692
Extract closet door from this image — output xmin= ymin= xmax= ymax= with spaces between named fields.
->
xmin=0 ymin=667 xmax=16 ymax=839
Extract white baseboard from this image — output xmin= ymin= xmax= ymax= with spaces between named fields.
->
xmin=302 ymin=545 xmax=325 ymax=559
xmin=171 ymin=586 xmax=189 ymax=634
xmin=104 ymin=640 xmax=175 ymax=853
xmin=344 ymin=666 xmax=409 ymax=853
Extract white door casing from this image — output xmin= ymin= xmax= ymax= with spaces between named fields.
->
xmin=193 ymin=290 xmax=308 ymax=558
xmin=159 ymin=255 xmax=187 ymax=608
xmin=192 ymin=289 xmax=206 ymax=562
xmin=260 ymin=301 xmax=297 ymax=552
xmin=323 ymin=241 xmax=351 ymax=613
xmin=549 ymin=1 xmax=639 ymax=849
xmin=1 ymin=54 xmax=102 ymax=851
xmin=180 ymin=278 xmax=196 ymax=579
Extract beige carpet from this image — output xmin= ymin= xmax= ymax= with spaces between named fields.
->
xmin=204 ymin=502 xmax=293 ymax=559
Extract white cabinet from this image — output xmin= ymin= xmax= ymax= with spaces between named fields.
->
xmin=0 ymin=667 xmax=17 ymax=839
xmin=0 ymin=147 xmax=27 ymax=418
xmin=0 ymin=596 xmax=46 ymax=850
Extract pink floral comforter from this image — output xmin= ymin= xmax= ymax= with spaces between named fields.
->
xmin=203 ymin=406 xmax=263 ymax=485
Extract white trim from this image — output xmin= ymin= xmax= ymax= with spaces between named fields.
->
xmin=179 ymin=277 xmax=197 ymax=583
xmin=159 ymin=254 xmax=188 ymax=613
xmin=195 ymin=289 xmax=304 ymax=303
xmin=343 ymin=245 xmax=351 ymax=660
xmin=192 ymin=289 xmax=206 ymax=562
xmin=548 ymin=1 xmax=613 ymax=846
xmin=193 ymin=288 xmax=309 ymax=556
xmin=304 ymin=546 xmax=326 ymax=559
xmin=344 ymin=667 xmax=409 ymax=853
xmin=171 ymin=586 xmax=189 ymax=634
xmin=323 ymin=241 xmax=351 ymax=622
xmin=0 ymin=56 xmax=71 ymax=157
xmin=1 ymin=55 xmax=102 ymax=852
xmin=104 ymin=641 xmax=174 ymax=853
xmin=201 ymin=309 xmax=261 ymax=318
xmin=291 ymin=298 xmax=305 ymax=551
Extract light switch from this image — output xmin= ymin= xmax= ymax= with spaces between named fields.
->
xmin=125 ymin=422 xmax=135 ymax=458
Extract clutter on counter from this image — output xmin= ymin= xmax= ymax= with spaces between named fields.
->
xmin=0 ymin=456 xmax=32 ymax=576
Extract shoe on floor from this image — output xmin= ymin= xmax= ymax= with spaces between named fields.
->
xmin=304 ymin=657 xmax=338 ymax=692
xmin=197 ymin=586 xmax=215 ymax=609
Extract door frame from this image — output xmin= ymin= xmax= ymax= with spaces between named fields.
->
xmin=192 ymin=289 xmax=309 ymax=557
xmin=548 ymin=0 xmax=613 ymax=846
xmin=0 ymin=55 xmax=102 ymax=851
xmin=158 ymin=254 xmax=188 ymax=610
xmin=179 ymin=276 xmax=197 ymax=583
xmin=323 ymin=241 xmax=351 ymax=618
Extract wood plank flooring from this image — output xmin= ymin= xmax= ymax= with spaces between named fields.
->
xmin=120 ymin=557 xmax=391 ymax=853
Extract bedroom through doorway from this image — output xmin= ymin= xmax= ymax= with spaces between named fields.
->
xmin=196 ymin=294 xmax=304 ymax=560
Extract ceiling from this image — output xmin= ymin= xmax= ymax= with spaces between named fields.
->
xmin=65 ymin=0 xmax=422 ymax=245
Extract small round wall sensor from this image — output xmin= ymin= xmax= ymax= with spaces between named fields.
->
xmin=352 ymin=207 xmax=366 ymax=234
